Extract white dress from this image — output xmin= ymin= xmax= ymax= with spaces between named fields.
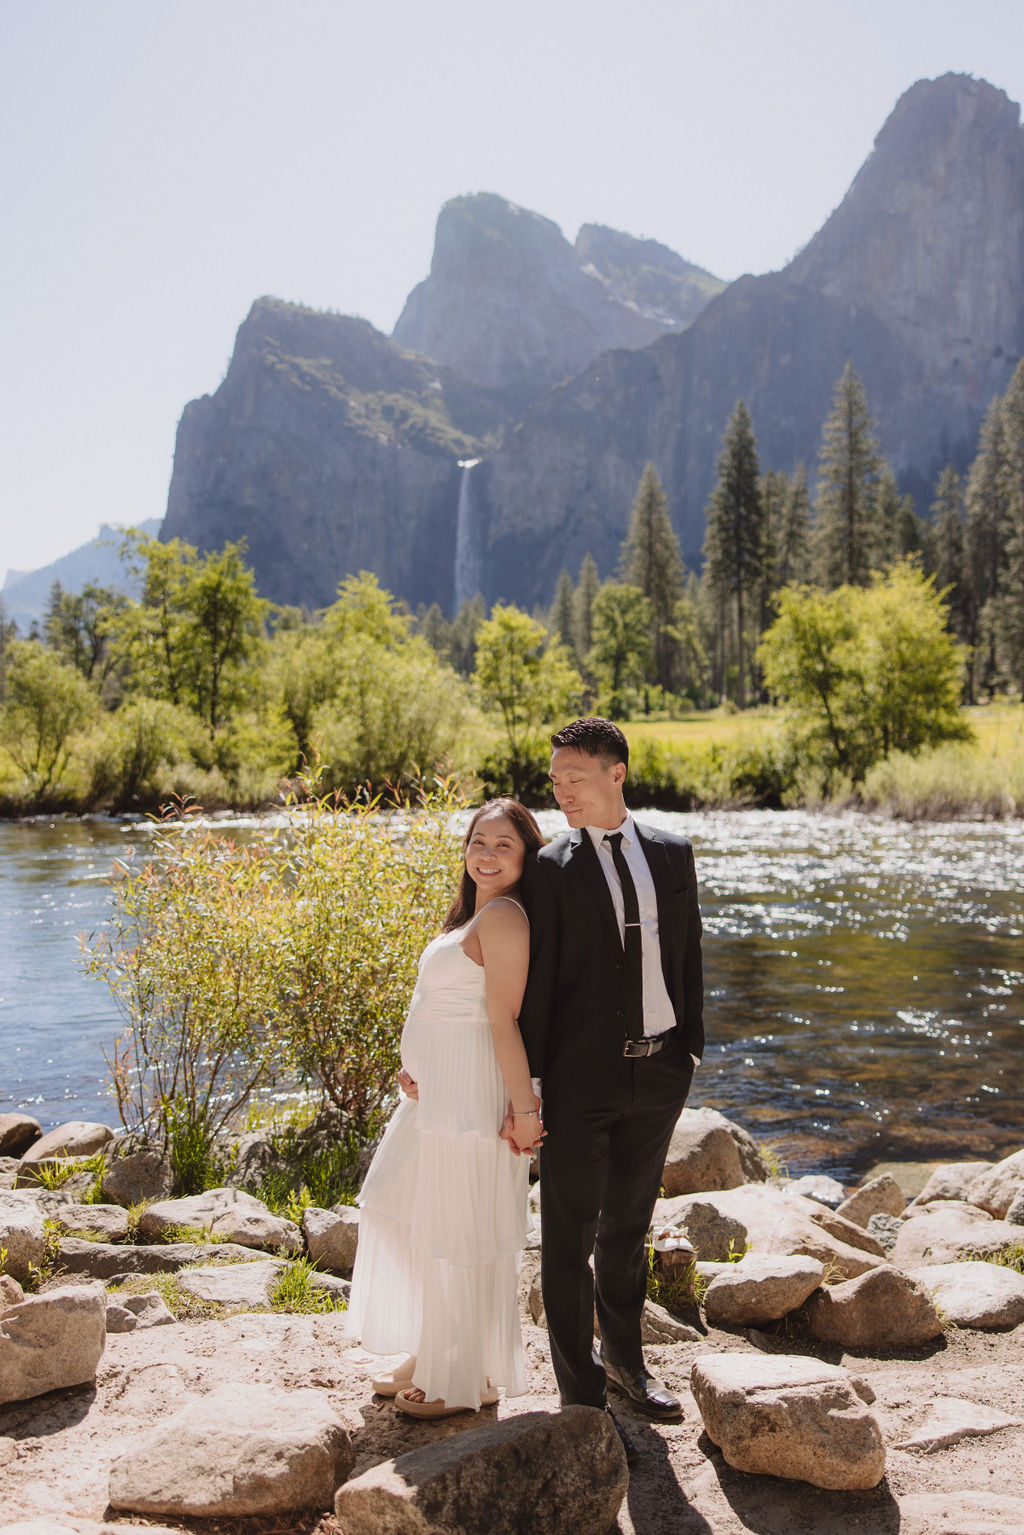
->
xmin=345 ymin=898 xmax=530 ymax=1408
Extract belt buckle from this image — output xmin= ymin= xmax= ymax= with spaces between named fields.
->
xmin=623 ymin=1036 xmax=664 ymax=1058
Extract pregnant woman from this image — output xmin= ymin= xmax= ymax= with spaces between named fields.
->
xmin=345 ymin=798 xmax=545 ymax=1419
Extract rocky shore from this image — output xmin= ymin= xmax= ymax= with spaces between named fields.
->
xmin=2 ymin=1107 xmax=1024 ymax=1534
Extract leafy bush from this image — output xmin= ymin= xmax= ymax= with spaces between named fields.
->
xmin=715 ymin=737 xmax=796 ymax=808
xmin=860 ymin=740 xmax=1024 ymax=818
xmin=85 ymin=801 xmax=289 ymax=1164
xmin=271 ymin=781 xmax=463 ymax=1131
xmin=477 ymin=737 xmax=553 ymax=806
xmin=1 ymin=641 xmax=98 ymax=799
xmin=627 ymin=737 xmax=706 ymax=809
xmin=253 ymin=1123 xmax=365 ymax=1217
xmin=85 ymin=699 xmax=205 ymax=810
xmin=85 ymin=780 xmax=464 ymax=1166
xmin=759 ymin=563 xmax=970 ymax=791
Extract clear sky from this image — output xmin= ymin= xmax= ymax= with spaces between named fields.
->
xmin=2 ymin=0 xmax=1023 ymax=583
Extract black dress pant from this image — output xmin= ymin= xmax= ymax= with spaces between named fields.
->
xmin=539 ymin=1048 xmax=694 ymax=1407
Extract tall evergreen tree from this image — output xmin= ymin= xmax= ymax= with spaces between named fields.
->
xmin=930 ymin=466 xmax=970 ymax=644
xmin=812 ymin=363 xmax=881 ymax=589
xmin=619 ymin=462 xmax=686 ymax=691
xmin=992 ymin=358 xmax=1024 ymax=698
xmin=573 ymin=553 xmax=600 ymax=665
xmin=447 ymin=594 xmax=486 ymax=677
xmin=964 ymin=399 xmax=1009 ymax=698
xmin=549 ymin=568 xmax=576 ymax=656
xmin=874 ymin=464 xmax=922 ymax=568
xmin=773 ymin=463 xmax=811 ymax=589
xmin=703 ymin=400 xmax=766 ymax=708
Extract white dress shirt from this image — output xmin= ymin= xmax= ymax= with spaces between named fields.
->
xmin=586 ymin=814 xmax=676 ymax=1039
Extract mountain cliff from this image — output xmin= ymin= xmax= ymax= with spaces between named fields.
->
xmin=162 ymin=299 xmax=482 ymax=611
xmin=164 ymin=209 xmax=722 ymax=608
xmin=472 ymin=73 xmax=1024 ymax=606
xmin=392 ymin=193 xmax=723 ymax=417
xmin=163 ymin=74 xmax=1024 ymax=615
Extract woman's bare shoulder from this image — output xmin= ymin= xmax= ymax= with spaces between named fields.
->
xmin=475 ymin=896 xmax=530 ymax=933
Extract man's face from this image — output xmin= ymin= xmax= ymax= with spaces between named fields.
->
xmin=549 ymin=746 xmax=625 ymax=830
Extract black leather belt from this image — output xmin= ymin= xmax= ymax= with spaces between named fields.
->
xmin=623 ymin=1036 xmax=665 ymax=1058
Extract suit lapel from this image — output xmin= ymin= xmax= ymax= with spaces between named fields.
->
xmin=565 ymin=829 xmax=622 ymax=949
xmin=636 ymin=824 xmax=678 ymax=995
xmin=636 ymin=824 xmax=673 ymax=915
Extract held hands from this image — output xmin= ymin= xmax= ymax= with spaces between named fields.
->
xmin=500 ymin=1100 xmax=546 ymax=1155
xmin=397 ymin=1068 xmax=419 ymax=1100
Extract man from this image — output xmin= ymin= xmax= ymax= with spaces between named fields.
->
xmin=519 ymin=716 xmax=703 ymax=1433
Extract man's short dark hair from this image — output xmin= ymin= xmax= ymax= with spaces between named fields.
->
xmin=550 ymin=717 xmax=629 ymax=770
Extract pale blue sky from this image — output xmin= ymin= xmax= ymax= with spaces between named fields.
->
xmin=2 ymin=0 xmax=1023 ymax=581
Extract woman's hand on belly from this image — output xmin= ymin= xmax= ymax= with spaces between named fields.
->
xmin=397 ymin=1068 xmax=419 ymax=1100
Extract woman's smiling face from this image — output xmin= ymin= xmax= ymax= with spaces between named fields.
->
xmin=464 ymin=811 xmax=526 ymax=898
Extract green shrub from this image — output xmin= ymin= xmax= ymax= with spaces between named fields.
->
xmin=254 ymin=1129 xmax=363 ymax=1218
xmin=84 ymin=699 xmax=204 ymax=809
xmin=860 ymin=740 xmax=1024 ymax=818
xmin=85 ymin=779 xmax=464 ymax=1159
xmin=716 ymin=737 xmax=795 ymax=808
xmin=626 ymin=737 xmax=705 ymax=809
xmin=477 ymin=737 xmax=553 ymax=805
xmin=271 ymin=782 xmax=463 ymax=1131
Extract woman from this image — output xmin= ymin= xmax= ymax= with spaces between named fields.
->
xmin=345 ymin=798 xmax=545 ymax=1420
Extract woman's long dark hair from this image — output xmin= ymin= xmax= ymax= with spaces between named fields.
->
xmin=441 ymin=798 xmax=544 ymax=932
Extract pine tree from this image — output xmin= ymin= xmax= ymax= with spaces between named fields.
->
xmin=992 ymin=359 xmax=1024 ymax=698
xmin=773 ymin=463 xmax=811 ymax=589
xmin=573 ymin=553 xmax=600 ymax=665
xmin=549 ymin=568 xmax=576 ymax=656
xmin=930 ymin=467 xmax=970 ymax=644
xmin=619 ymin=462 xmax=686 ymax=691
xmin=964 ymin=399 xmax=1009 ymax=698
xmin=447 ymin=594 xmax=486 ymax=677
xmin=874 ymin=464 xmax=922 ymax=568
xmin=703 ymin=400 xmax=766 ymax=708
xmin=812 ymin=363 xmax=881 ymax=589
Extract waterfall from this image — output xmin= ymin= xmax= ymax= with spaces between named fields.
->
xmin=453 ymin=458 xmax=482 ymax=612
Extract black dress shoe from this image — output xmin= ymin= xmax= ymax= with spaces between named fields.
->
xmin=606 ymin=1407 xmax=639 ymax=1466
xmin=602 ymin=1356 xmax=683 ymax=1421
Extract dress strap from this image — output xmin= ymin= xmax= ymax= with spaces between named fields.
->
xmin=464 ymin=894 xmax=528 ymax=929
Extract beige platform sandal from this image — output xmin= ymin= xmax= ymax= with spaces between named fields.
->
xmin=371 ymin=1355 xmax=417 ymax=1397
xmin=394 ymin=1382 xmax=499 ymax=1420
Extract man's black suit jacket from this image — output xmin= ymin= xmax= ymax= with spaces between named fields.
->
xmin=518 ymin=822 xmax=704 ymax=1108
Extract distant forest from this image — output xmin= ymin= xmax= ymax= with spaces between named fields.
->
xmin=0 ymin=356 xmax=1021 ymax=814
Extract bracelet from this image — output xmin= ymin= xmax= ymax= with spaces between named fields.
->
xmin=512 ymin=1109 xmax=539 ymax=1117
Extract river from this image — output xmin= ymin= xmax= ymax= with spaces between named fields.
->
xmin=1 ymin=811 xmax=1022 ymax=1181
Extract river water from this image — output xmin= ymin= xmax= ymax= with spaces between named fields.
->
xmin=1 ymin=811 xmax=1022 ymax=1180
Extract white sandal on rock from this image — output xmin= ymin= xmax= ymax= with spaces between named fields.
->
xmin=371 ymin=1355 xmax=417 ymax=1396
xmin=394 ymin=1381 xmax=500 ymax=1420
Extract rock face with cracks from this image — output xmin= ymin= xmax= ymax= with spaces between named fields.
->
xmin=805 ymin=1263 xmax=943 ymax=1348
xmin=689 ymin=1352 xmax=887 ymax=1490
xmin=0 ymin=1191 xmax=46 ymax=1281
xmin=660 ymin=1106 xmax=771 ymax=1196
xmin=334 ymin=1406 xmax=627 ymax=1535
xmin=0 ymin=1282 xmax=107 ymax=1404
xmin=108 ymin=1383 xmax=354 ymax=1516
xmin=703 ymin=1253 xmax=825 ymax=1326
